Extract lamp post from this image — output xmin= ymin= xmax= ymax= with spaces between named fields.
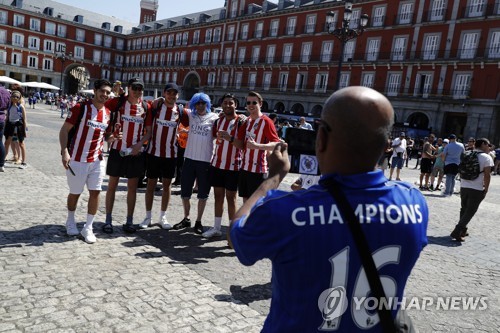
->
xmin=56 ymin=47 xmax=72 ymax=95
xmin=326 ymin=2 xmax=369 ymax=91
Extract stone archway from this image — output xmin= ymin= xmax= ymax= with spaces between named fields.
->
xmin=407 ymin=112 xmax=430 ymax=129
xmin=274 ymin=102 xmax=285 ymax=114
xmin=183 ymin=72 xmax=200 ymax=100
xmin=66 ymin=64 xmax=90 ymax=95
xmin=310 ymin=104 xmax=323 ymax=118
xmin=291 ymin=103 xmax=305 ymax=116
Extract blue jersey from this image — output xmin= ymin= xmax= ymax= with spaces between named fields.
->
xmin=231 ymin=171 xmax=428 ymax=332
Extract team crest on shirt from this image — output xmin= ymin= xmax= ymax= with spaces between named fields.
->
xmin=228 ymin=123 xmax=235 ymax=131
xmin=253 ymin=122 xmax=259 ymax=130
xmin=299 ymin=154 xmax=319 ymax=175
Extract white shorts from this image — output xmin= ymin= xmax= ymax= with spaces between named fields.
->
xmin=67 ymin=159 xmax=106 ymax=194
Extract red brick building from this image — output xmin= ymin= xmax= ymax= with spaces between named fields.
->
xmin=1 ymin=0 xmax=499 ymax=142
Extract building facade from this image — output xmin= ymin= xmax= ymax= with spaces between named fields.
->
xmin=1 ymin=0 xmax=499 ymax=142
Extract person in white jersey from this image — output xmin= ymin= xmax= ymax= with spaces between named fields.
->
xmin=171 ymin=93 xmax=219 ymax=234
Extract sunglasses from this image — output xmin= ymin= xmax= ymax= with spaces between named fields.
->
xmin=246 ymin=101 xmax=258 ymax=105
xmin=131 ymin=86 xmax=143 ymax=91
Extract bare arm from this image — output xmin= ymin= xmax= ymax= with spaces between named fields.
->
xmin=483 ymin=166 xmax=491 ymax=195
xmin=59 ymin=122 xmax=73 ymax=170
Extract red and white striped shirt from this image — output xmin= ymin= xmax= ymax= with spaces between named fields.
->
xmin=105 ymin=97 xmax=150 ymax=151
xmin=211 ymin=117 xmax=242 ymax=171
xmin=146 ymin=104 xmax=179 ymax=158
xmin=66 ymin=101 xmax=110 ymax=163
xmin=237 ymin=115 xmax=280 ymax=173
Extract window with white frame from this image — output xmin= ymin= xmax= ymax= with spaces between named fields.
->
xmin=158 ymin=72 xmax=163 ymax=84
xmin=28 ymin=55 xmax=38 ymax=68
xmin=154 ymin=36 xmax=160 ymax=48
xmin=208 ymin=72 xmax=216 ymax=87
xmin=116 ymin=38 xmax=124 ymax=50
xmin=174 ymin=52 xmax=180 ymax=65
xmin=350 ymin=9 xmax=361 ymax=29
xmin=168 ymin=34 xmax=174 ymax=46
xmin=430 ymin=0 xmax=446 ymax=21
xmin=151 ymin=72 xmax=156 ymax=83
xmin=165 ymin=72 xmax=170 ymax=83
xmin=423 ymin=34 xmax=439 ymax=60
xmin=266 ymin=45 xmax=275 ymax=64
xmin=182 ymin=32 xmax=188 ymax=45
xmin=45 ymin=22 xmax=56 ymax=35
xmin=160 ymin=53 xmax=166 ymax=65
xmin=213 ymin=28 xmax=221 ymax=43
xmin=103 ymin=52 xmax=111 ymax=65
xmin=205 ymin=29 xmax=212 ymax=43
xmin=468 ymin=0 xmax=485 ymax=17
xmin=0 ymin=50 xmax=6 ymax=64
xmin=339 ymin=73 xmax=350 ymax=89
xmin=172 ymin=72 xmax=178 ymax=83
xmin=343 ymin=40 xmax=356 ymax=61
xmin=251 ymin=46 xmax=260 ymax=64
xmin=115 ymin=55 xmax=123 ymax=66
xmin=227 ymin=25 xmax=235 ymax=41
xmin=202 ymin=50 xmax=210 ymax=65
xmin=127 ymin=40 xmax=132 ymax=50
xmin=270 ymin=20 xmax=279 ymax=37
xmin=212 ymin=49 xmax=219 ymax=65
xmin=305 ymin=15 xmax=316 ymax=33
xmin=74 ymin=46 xmax=84 ymax=59
xmin=321 ymin=41 xmax=333 ymax=62
xmin=104 ymin=36 xmax=112 ymax=48
xmin=57 ymin=24 xmax=66 ymax=37
xmin=238 ymin=47 xmax=246 ymax=64
xmin=11 ymin=52 xmax=22 ymax=66
xmin=301 ymin=42 xmax=312 ymax=63
xmin=295 ymin=73 xmax=307 ymax=92
xmin=193 ymin=30 xmax=200 ymax=44
xmin=76 ymin=29 xmax=85 ymax=42
xmin=315 ymin=73 xmax=328 ymax=93
xmin=176 ymin=33 xmax=182 ymax=46
xmin=361 ymin=73 xmax=375 ymax=88
xmin=488 ymin=31 xmax=500 ymax=58
xmin=366 ymin=39 xmax=380 ymax=61
xmin=56 ymin=43 xmax=66 ymax=53
xmin=235 ymin=72 xmax=243 ymax=89
xmin=13 ymin=14 xmax=24 ymax=27
xmin=145 ymin=72 xmax=150 ymax=83
xmin=241 ymin=24 xmax=249 ymax=40
xmin=145 ymin=37 xmax=150 ymax=49
xmin=372 ymin=6 xmax=386 ymax=27
xmin=190 ymin=51 xmax=198 ymax=65
xmin=453 ymin=74 xmax=471 ymax=99
xmin=28 ymin=36 xmax=40 ymax=50
xmin=0 ymin=30 xmax=6 ymax=44
xmin=43 ymin=58 xmax=53 ymax=71
xmin=393 ymin=37 xmax=407 ymax=61
xmin=250 ymin=72 xmax=260 ymax=90
xmin=398 ymin=2 xmax=413 ymax=24
xmin=263 ymin=72 xmax=272 ymax=90
xmin=286 ymin=17 xmax=296 ymax=35
xmin=414 ymin=73 xmax=433 ymax=97
xmin=94 ymin=33 xmax=102 ymax=46
xmin=101 ymin=69 xmax=110 ymax=80
xmin=153 ymin=53 xmax=158 ymax=65
xmin=161 ymin=35 xmax=167 ymax=47
xmin=135 ymin=39 xmax=141 ymax=49
xmin=387 ymin=73 xmax=402 ymax=96
xmin=0 ymin=11 xmax=7 ymax=24
xmin=283 ymin=44 xmax=293 ymax=63
xmin=222 ymin=72 xmax=230 ymax=88
xmin=12 ymin=33 xmax=24 ymax=47
xmin=166 ymin=53 xmax=172 ymax=66
xmin=279 ymin=72 xmax=289 ymax=92
xmin=255 ymin=22 xmax=263 ymax=38
xmin=93 ymin=50 xmax=101 ymax=63
xmin=460 ymin=32 xmax=479 ymax=59
xmin=225 ymin=48 xmax=232 ymax=65
xmin=30 ymin=18 xmax=40 ymax=31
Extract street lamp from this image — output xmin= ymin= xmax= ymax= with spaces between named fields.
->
xmin=326 ymin=1 xmax=369 ymax=90
xmin=56 ymin=48 xmax=72 ymax=95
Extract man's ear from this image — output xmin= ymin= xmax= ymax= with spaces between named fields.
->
xmin=315 ymin=126 xmax=328 ymax=153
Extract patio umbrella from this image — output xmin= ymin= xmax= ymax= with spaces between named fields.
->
xmin=0 ymin=76 xmax=22 ymax=86
xmin=22 ymin=81 xmax=60 ymax=90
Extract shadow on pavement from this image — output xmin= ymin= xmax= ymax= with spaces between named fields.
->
xmin=0 ymin=224 xmax=79 ymax=247
xmin=213 ymin=283 xmax=272 ymax=305
xmin=427 ymin=235 xmax=463 ymax=247
xmin=132 ymin=227 xmax=236 ymax=264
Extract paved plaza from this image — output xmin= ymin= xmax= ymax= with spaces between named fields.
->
xmin=0 ymin=104 xmax=499 ymax=332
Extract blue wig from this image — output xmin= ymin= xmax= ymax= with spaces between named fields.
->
xmin=189 ymin=93 xmax=211 ymax=113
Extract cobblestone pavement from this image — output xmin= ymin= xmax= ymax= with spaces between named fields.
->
xmin=0 ymin=104 xmax=499 ymax=332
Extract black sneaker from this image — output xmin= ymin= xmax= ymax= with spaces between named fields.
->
xmin=193 ymin=221 xmax=204 ymax=235
xmin=172 ymin=217 xmax=191 ymax=230
xmin=123 ymin=223 xmax=137 ymax=234
xmin=450 ymin=227 xmax=465 ymax=242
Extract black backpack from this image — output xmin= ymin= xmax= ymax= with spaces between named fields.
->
xmin=459 ymin=151 xmax=482 ymax=180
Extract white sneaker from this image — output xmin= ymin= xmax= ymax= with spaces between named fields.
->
xmin=80 ymin=227 xmax=96 ymax=244
xmin=202 ymin=227 xmax=222 ymax=238
xmin=0 ymin=166 xmax=4 ymax=172
xmin=159 ymin=215 xmax=172 ymax=230
xmin=138 ymin=217 xmax=152 ymax=229
xmin=66 ymin=220 xmax=79 ymax=236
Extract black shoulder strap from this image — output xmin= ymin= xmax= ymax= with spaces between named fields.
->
xmin=321 ymin=177 xmax=397 ymax=333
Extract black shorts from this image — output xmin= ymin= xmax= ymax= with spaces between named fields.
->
xmin=4 ymin=121 xmax=26 ymax=142
xmin=420 ymin=158 xmax=433 ymax=174
xmin=209 ymin=166 xmax=239 ymax=192
xmin=444 ymin=163 xmax=459 ymax=175
xmin=106 ymin=149 xmax=145 ymax=178
xmin=145 ymin=154 xmax=176 ymax=179
xmin=238 ymin=170 xmax=266 ymax=198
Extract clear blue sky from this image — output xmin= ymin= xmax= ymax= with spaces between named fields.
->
xmin=56 ymin=0 xmax=225 ymax=24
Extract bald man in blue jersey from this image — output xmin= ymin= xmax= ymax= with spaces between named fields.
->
xmin=230 ymin=86 xmax=428 ymax=332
